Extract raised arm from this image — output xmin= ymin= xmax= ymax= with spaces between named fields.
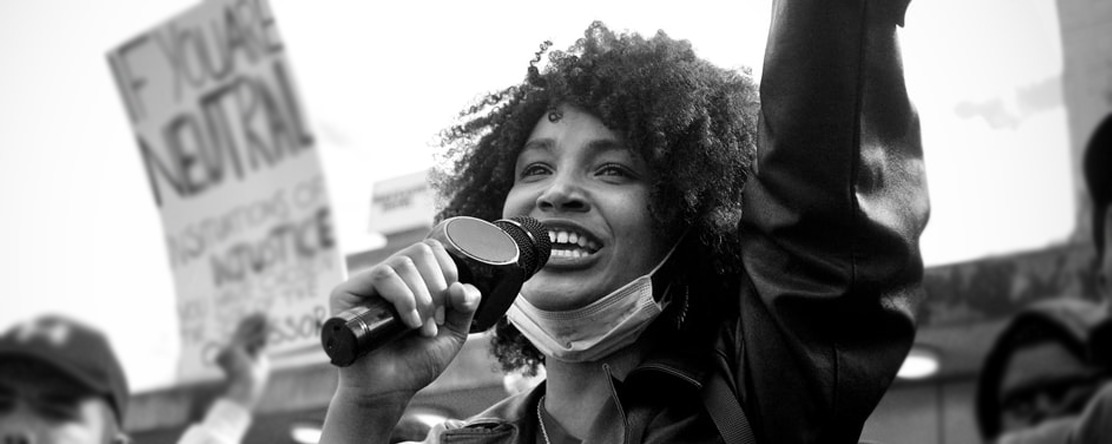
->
xmin=733 ymin=0 xmax=928 ymax=442
xmin=176 ymin=314 xmax=271 ymax=444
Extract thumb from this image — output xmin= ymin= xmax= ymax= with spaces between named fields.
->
xmin=443 ymin=282 xmax=481 ymax=336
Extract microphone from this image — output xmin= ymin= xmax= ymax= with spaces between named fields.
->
xmin=321 ymin=216 xmax=551 ymax=367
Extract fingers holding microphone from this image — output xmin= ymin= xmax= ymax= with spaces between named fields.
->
xmin=323 ymin=238 xmax=482 ymax=396
xmin=331 ymin=239 xmax=455 ymax=321
xmin=323 ymin=216 xmax=549 ymax=369
xmin=325 ymin=238 xmax=473 ymax=368
xmin=444 ymin=281 xmax=482 ymax=335
xmin=383 ymin=239 xmax=459 ymax=338
xmin=360 ymin=240 xmax=476 ymax=343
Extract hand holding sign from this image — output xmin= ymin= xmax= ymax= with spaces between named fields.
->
xmin=216 ymin=312 xmax=271 ymax=409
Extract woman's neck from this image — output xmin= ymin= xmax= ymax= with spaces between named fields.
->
xmin=541 ymin=343 xmax=647 ymax=439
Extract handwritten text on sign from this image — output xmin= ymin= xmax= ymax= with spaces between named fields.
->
xmin=107 ymin=0 xmax=342 ymax=382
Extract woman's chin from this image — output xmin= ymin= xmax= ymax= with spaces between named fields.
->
xmin=520 ymin=278 xmax=601 ymax=311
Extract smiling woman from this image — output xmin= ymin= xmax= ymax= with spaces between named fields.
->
xmin=319 ymin=0 xmax=930 ymax=442
xmin=430 ymin=23 xmax=758 ymax=379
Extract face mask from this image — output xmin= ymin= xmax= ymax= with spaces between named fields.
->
xmin=506 ymin=244 xmax=678 ymax=363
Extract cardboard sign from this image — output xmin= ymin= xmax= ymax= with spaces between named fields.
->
xmin=107 ymin=0 xmax=342 ymax=382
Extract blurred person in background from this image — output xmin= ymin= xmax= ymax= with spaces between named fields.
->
xmin=176 ymin=312 xmax=271 ymax=444
xmin=319 ymin=0 xmax=928 ymax=442
xmin=0 ymin=313 xmax=271 ymax=444
xmin=975 ymin=300 xmax=1112 ymax=443
xmin=975 ymin=115 xmax=1112 ymax=443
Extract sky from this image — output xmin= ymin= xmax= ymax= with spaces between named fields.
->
xmin=0 ymin=0 xmax=1075 ymax=391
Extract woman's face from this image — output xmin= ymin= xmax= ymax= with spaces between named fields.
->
xmin=502 ymin=105 xmax=671 ymax=311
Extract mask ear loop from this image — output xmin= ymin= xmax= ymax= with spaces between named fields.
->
xmin=648 ymin=228 xmax=693 ymax=331
xmin=649 ymin=227 xmax=691 ymax=302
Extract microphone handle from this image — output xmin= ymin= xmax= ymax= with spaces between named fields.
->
xmin=321 ymin=301 xmax=409 ymax=367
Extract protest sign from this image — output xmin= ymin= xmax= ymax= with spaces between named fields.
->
xmin=107 ymin=0 xmax=342 ymax=381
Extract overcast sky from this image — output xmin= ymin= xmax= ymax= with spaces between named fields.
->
xmin=0 ymin=0 xmax=1073 ymax=391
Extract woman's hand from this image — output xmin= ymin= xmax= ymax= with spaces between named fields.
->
xmin=328 ymin=238 xmax=482 ymax=399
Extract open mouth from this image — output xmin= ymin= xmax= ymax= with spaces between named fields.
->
xmin=547 ymin=227 xmax=601 ymax=259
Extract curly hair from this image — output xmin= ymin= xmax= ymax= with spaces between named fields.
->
xmin=432 ymin=21 xmax=759 ymax=374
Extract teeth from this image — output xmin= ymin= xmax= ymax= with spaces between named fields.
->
xmin=545 ymin=229 xmax=600 ymax=253
xmin=551 ymin=249 xmax=587 ymax=258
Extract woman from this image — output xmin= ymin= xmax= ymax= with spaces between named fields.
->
xmin=321 ymin=0 xmax=927 ymax=442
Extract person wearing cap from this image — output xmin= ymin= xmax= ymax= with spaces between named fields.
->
xmin=0 ymin=315 xmax=131 ymax=444
xmin=974 ymin=299 xmax=1112 ymax=443
xmin=0 ymin=313 xmax=270 ymax=444
xmin=973 ymin=115 xmax=1112 ymax=443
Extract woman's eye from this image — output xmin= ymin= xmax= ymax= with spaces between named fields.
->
xmin=597 ymin=163 xmax=634 ymax=178
xmin=520 ymin=164 xmax=551 ymax=178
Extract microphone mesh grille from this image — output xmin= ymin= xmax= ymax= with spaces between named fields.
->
xmin=495 ymin=216 xmax=551 ymax=277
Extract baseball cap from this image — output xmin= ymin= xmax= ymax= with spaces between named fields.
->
xmin=0 ymin=315 xmax=130 ymax=423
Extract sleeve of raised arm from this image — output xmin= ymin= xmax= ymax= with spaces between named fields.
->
xmin=732 ymin=0 xmax=929 ymax=442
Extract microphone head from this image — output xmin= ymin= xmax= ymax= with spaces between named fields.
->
xmin=494 ymin=216 xmax=551 ymax=277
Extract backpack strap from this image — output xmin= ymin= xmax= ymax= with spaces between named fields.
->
xmin=702 ymin=369 xmax=757 ymax=444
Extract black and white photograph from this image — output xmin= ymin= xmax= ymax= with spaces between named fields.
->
xmin=1 ymin=0 xmax=1109 ymax=443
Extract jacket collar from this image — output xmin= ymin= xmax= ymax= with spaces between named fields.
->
xmin=444 ymin=334 xmax=710 ymax=444
xmin=623 ymin=313 xmax=713 ymax=391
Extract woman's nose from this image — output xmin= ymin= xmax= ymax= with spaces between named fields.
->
xmin=536 ymin=175 xmax=588 ymax=213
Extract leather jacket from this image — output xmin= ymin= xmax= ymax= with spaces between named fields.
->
xmin=426 ymin=0 xmax=928 ymax=442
